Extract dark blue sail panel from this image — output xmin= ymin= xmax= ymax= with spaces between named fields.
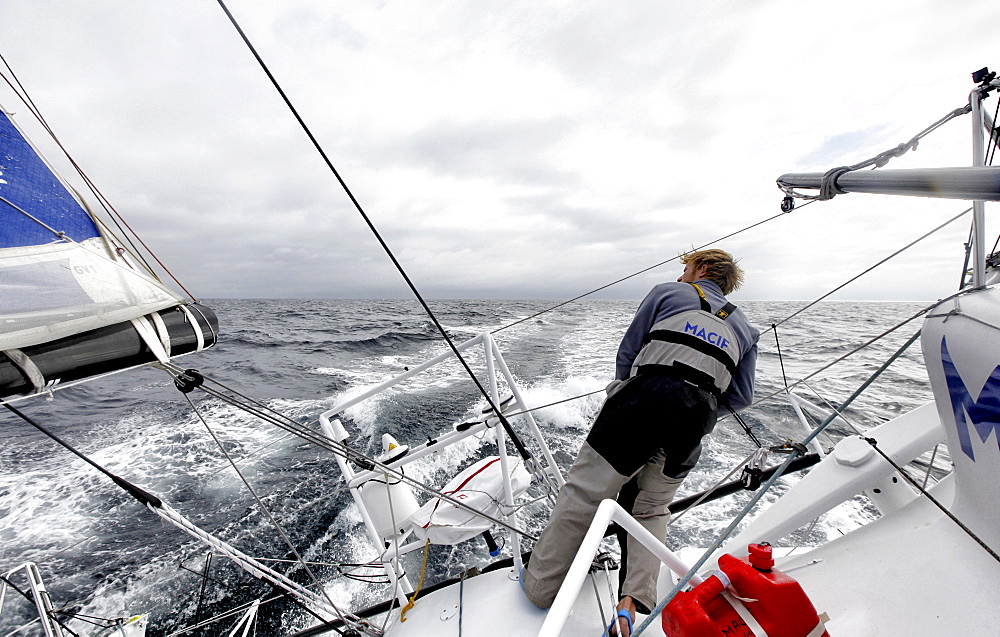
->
xmin=0 ymin=107 xmax=211 ymax=392
xmin=0 ymin=110 xmax=101 ymax=248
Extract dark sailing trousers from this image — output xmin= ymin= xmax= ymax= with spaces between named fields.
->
xmin=522 ymin=375 xmax=717 ymax=613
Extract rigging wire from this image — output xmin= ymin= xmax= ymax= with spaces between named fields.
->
xmin=988 ymin=95 xmax=1000 ymax=254
xmin=0 ymin=194 xmax=184 ymax=297
xmin=3 ymin=16 xmax=990 ymax=637
xmin=920 ymin=444 xmax=942 ymax=492
xmin=779 ymin=102 xmax=973 ymax=203
xmin=492 ymin=203 xmax=810 ymax=335
xmin=6 ymin=27 xmax=986 ymax=633
xmin=212 ymin=0 xmax=553 ymax=499
xmin=1 ymin=403 xmax=163 ymax=509
xmin=987 ymin=92 xmax=1000 ymax=167
xmin=797 ymin=379 xmax=865 ymax=437
xmin=166 ymin=595 xmax=285 ymax=637
xmin=504 ymin=87 xmax=981 ymax=335
xmin=161 ymin=363 xmax=539 ymax=542
xmin=962 ymin=223 xmax=976 ymax=290
xmin=769 ymin=206 xmax=971 ymax=331
xmin=464 ymin=203 xmax=971 ymax=434
xmin=0 ymin=53 xmax=197 ymax=302
xmin=3 ymin=399 xmax=372 ymax=636
xmin=633 ymin=327 xmax=925 ymax=636
xmin=750 ymin=303 xmax=927 ymax=409
xmin=182 ymin=392 xmax=345 ymax=622
xmin=0 ymin=574 xmax=84 ymax=637
xmin=772 ymin=322 xmax=789 ymax=390
xmin=862 ymin=436 xmax=1000 ymax=564
xmin=208 ymin=388 xmax=608 ymax=478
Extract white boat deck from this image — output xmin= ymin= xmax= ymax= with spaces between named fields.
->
xmin=383 ymin=565 xmax=666 ymax=636
xmin=780 ymin=477 xmax=1000 ymax=635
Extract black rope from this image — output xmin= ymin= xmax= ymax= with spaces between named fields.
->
xmin=182 ymin=390 xmax=344 ymax=619
xmin=772 ymin=322 xmax=789 ymax=390
xmin=177 ymin=560 xmax=228 ymax=590
xmin=989 ymin=96 xmax=1000 ymax=254
xmin=962 ymin=223 xmax=976 ymax=290
xmin=0 ymin=575 xmax=35 ymax=611
xmin=863 ymin=436 xmax=1000 ymax=564
xmin=212 ymin=1 xmax=540 ymax=477
xmin=2 ymin=403 xmax=162 ymax=509
xmin=987 ymin=93 xmax=1000 ymax=167
xmin=160 ymin=364 xmax=539 ymax=542
xmin=0 ymin=574 xmax=83 ymax=637
xmin=193 ymin=552 xmax=213 ymax=627
xmin=724 ymin=404 xmax=762 ymax=448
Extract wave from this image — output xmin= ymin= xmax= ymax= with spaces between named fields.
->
xmin=0 ymin=298 xmax=936 ymax=636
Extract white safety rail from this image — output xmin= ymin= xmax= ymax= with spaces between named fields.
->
xmin=537 ymin=499 xmax=700 ymax=637
xmin=0 ymin=562 xmax=65 ymax=637
xmin=318 ymin=332 xmax=565 ymax=605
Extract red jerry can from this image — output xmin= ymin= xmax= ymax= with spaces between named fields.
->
xmin=661 ymin=571 xmax=753 ymax=637
xmin=662 ymin=544 xmax=829 ymax=636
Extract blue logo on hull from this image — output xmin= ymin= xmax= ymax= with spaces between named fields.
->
xmin=941 ymin=337 xmax=1000 ymax=461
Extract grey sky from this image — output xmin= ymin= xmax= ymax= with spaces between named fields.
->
xmin=2 ymin=1 xmax=998 ymax=301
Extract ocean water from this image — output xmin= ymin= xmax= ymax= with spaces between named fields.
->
xmin=0 ymin=298 xmax=936 ymax=635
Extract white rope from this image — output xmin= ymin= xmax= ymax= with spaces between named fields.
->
xmin=182 ymin=393 xmax=361 ymax=632
xmin=2 ymin=349 xmax=46 ymax=393
xmin=148 ymin=501 xmax=378 ymax=635
xmin=149 ymin=311 xmax=171 ymax=357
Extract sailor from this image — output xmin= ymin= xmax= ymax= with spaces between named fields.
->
xmin=521 ymin=249 xmax=759 ymax=636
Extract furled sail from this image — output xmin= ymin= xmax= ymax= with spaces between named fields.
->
xmin=0 ymin=107 xmax=217 ymax=398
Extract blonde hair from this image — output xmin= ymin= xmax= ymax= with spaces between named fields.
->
xmin=680 ymin=249 xmax=744 ymax=295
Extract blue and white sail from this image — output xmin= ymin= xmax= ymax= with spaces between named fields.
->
xmin=0 ymin=107 xmax=217 ymax=398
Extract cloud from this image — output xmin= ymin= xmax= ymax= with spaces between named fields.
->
xmin=2 ymin=0 xmax=998 ymax=302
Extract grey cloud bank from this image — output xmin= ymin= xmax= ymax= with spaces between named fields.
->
xmin=1 ymin=1 xmax=997 ymax=301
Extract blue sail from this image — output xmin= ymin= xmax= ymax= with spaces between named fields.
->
xmin=0 ymin=110 xmax=101 ymax=247
xmin=0 ymin=107 xmax=217 ymax=397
